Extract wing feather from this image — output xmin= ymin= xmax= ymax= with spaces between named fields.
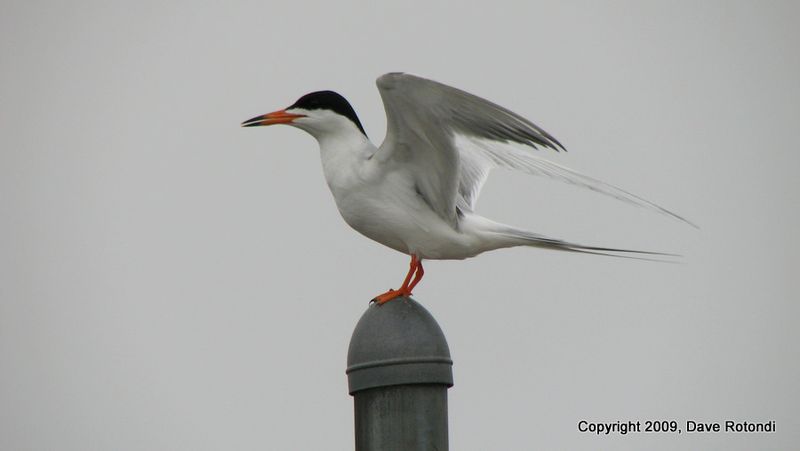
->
xmin=375 ymin=73 xmax=693 ymax=227
xmin=455 ymin=135 xmax=695 ymax=225
xmin=376 ymin=72 xmax=563 ymax=226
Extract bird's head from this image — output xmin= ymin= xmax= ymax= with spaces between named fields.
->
xmin=242 ymin=90 xmax=368 ymax=141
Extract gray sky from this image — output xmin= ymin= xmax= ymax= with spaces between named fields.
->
xmin=1 ymin=1 xmax=798 ymax=449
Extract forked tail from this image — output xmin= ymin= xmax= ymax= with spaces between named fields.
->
xmin=496 ymin=227 xmax=680 ymax=262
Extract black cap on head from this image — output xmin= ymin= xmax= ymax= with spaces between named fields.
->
xmin=289 ymin=90 xmax=367 ymax=137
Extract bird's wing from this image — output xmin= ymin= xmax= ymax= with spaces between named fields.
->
xmin=375 ymin=72 xmax=564 ymax=227
xmin=375 ymin=73 xmax=693 ymax=227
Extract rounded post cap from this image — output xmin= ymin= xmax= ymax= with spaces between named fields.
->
xmin=346 ymin=297 xmax=453 ymax=395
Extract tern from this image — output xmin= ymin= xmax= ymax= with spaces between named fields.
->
xmin=242 ymin=73 xmax=690 ymax=304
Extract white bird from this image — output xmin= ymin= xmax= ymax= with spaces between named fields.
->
xmin=242 ymin=73 xmax=690 ymax=304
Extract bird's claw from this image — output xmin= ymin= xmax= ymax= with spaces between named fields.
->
xmin=371 ymin=288 xmax=410 ymax=305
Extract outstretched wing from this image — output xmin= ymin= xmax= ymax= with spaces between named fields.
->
xmin=375 ymin=72 xmax=692 ymax=227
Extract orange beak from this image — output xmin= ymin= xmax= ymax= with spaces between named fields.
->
xmin=241 ymin=110 xmax=306 ymax=127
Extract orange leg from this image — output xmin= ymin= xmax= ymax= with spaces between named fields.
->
xmin=407 ymin=259 xmax=424 ymax=292
xmin=372 ymin=255 xmax=425 ymax=305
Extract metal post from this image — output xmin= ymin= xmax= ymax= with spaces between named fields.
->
xmin=346 ymin=297 xmax=454 ymax=451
